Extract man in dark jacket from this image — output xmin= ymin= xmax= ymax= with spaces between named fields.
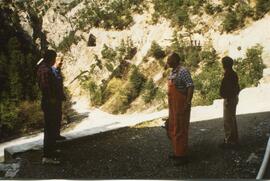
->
xmin=219 ymin=56 xmax=240 ymax=149
xmin=37 ymin=49 xmax=60 ymax=164
xmin=51 ymin=56 xmax=66 ymax=141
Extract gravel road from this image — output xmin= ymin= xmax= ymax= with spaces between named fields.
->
xmin=11 ymin=111 xmax=270 ymax=179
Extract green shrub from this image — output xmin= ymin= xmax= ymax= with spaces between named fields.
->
xmin=104 ymin=78 xmax=123 ymax=99
xmin=101 ymin=44 xmax=117 ymax=62
xmin=18 ymin=101 xmax=43 ymax=132
xmin=76 ymin=0 xmax=144 ymax=30
xmin=59 ymin=0 xmax=83 ymax=15
xmin=222 ymin=3 xmax=253 ymax=32
xmin=142 ymin=78 xmax=157 ymax=103
xmin=222 ymin=0 xmax=237 ymax=7
xmin=57 ymin=31 xmax=80 ymax=52
xmin=200 ymin=49 xmax=218 ymax=65
xmin=94 ymin=54 xmax=103 ymax=70
xmin=100 ymin=38 xmax=136 ymax=79
xmin=236 ymin=3 xmax=254 ymax=27
xmin=155 ymin=88 xmax=167 ymax=108
xmin=223 ymin=11 xmax=239 ymax=32
xmin=205 ymin=3 xmax=215 ymax=15
xmin=129 ymin=66 xmax=146 ymax=99
xmin=152 ymin=0 xmax=266 ymax=30
xmin=116 ymin=38 xmax=137 ymax=60
xmin=111 ymin=87 xmax=130 ymax=114
xmin=148 ymin=41 xmax=166 ymax=59
xmin=192 ymin=50 xmax=221 ymax=105
xmin=176 ymin=8 xmax=190 ymax=25
xmin=79 ymin=77 xmax=103 ymax=107
xmin=185 ymin=48 xmax=200 ymax=70
xmin=67 ymin=0 xmax=82 ymax=11
xmin=234 ymin=45 xmax=265 ymax=89
xmin=0 ymin=100 xmax=20 ymax=138
xmin=170 ymin=31 xmax=186 ymax=54
xmin=0 ymin=100 xmax=43 ymax=140
xmin=205 ymin=3 xmax=222 ymax=15
xmin=255 ymin=0 xmax=270 ymax=18
xmin=193 ymin=60 xmax=223 ymax=105
xmin=171 ymin=35 xmax=221 ymax=74
xmin=109 ymin=66 xmax=145 ymax=113
xmin=152 ymin=0 xmax=201 ymax=28
xmin=105 ymin=62 xmax=114 ymax=72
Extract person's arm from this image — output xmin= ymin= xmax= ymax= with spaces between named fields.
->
xmin=234 ymin=72 xmax=240 ymax=95
xmin=186 ymin=86 xmax=194 ymax=105
xmin=220 ymin=77 xmax=225 ymax=98
xmin=180 ymin=68 xmax=194 ymax=109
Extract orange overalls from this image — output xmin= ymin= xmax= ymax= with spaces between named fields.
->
xmin=167 ymin=80 xmax=191 ymax=156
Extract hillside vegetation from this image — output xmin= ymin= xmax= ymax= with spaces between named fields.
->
xmin=50 ymin=0 xmax=267 ymax=112
xmin=0 ymin=4 xmax=42 ymax=140
xmin=0 ymin=2 xmax=74 ymax=142
xmin=0 ymin=0 xmax=268 ymax=141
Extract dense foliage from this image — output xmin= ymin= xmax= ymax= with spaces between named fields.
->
xmin=148 ymin=41 xmax=166 ymax=60
xmin=0 ymin=5 xmax=42 ymax=141
xmin=79 ymin=38 xmax=138 ymax=108
xmin=57 ymin=31 xmax=80 ymax=53
xmin=193 ymin=51 xmax=223 ymax=105
xmin=255 ymin=0 xmax=270 ymax=19
xmin=223 ymin=3 xmax=254 ymax=32
xmin=111 ymin=66 xmax=146 ymax=113
xmin=151 ymin=0 xmax=204 ymax=28
xmin=193 ymin=45 xmax=264 ymax=106
xmin=169 ymin=32 xmax=265 ymax=106
xmin=79 ymin=76 xmax=104 ymax=106
xmin=234 ymin=45 xmax=265 ymax=89
xmin=142 ymin=78 xmax=158 ymax=103
xmin=80 ymin=65 xmax=146 ymax=113
xmin=152 ymin=0 xmax=270 ymax=33
xmin=75 ymin=0 xmax=145 ymax=30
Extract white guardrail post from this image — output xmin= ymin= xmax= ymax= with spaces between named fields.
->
xmin=256 ymin=136 xmax=270 ymax=179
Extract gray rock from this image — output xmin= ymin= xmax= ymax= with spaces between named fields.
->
xmin=246 ymin=153 xmax=259 ymax=164
xmin=0 ymin=162 xmax=20 ymax=178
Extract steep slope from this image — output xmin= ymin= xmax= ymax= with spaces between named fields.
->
xmin=211 ymin=14 xmax=270 ymax=66
xmin=41 ymin=6 xmax=172 ymax=113
xmin=34 ymin=0 xmax=270 ymax=114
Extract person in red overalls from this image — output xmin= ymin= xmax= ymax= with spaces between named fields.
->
xmin=166 ymin=52 xmax=194 ymax=166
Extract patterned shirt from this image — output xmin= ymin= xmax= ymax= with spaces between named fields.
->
xmin=168 ymin=66 xmax=194 ymax=94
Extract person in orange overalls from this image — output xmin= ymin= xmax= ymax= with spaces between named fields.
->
xmin=166 ymin=52 xmax=194 ymax=166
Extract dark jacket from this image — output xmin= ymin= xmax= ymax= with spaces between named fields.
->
xmin=51 ymin=67 xmax=65 ymax=101
xmin=220 ymin=69 xmax=240 ymax=99
xmin=37 ymin=62 xmax=57 ymax=100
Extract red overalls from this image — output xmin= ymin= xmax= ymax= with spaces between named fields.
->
xmin=167 ymin=80 xmax=191 ymax=156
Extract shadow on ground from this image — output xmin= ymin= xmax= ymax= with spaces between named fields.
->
xmin=13 ymin=111 xmax=270 ymax=179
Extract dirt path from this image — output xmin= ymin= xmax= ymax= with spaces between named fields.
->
xmin=12 ymin=111 xmax=270 ymax=179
